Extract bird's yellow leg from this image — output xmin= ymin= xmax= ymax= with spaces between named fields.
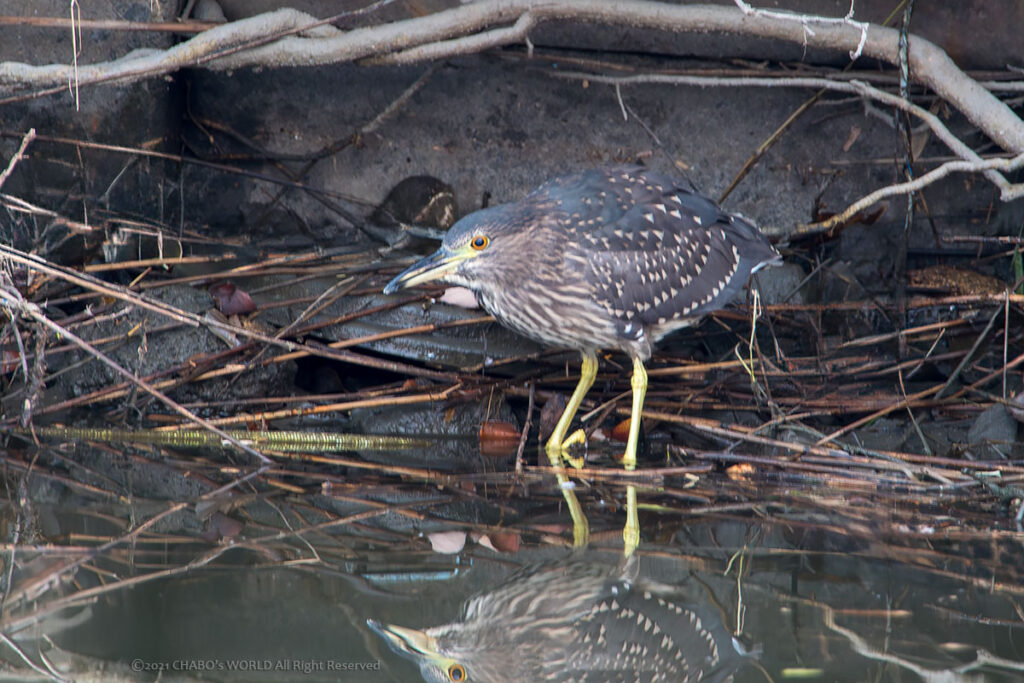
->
xmin=624 ymin=485 xmax=638 ymax=556
xmin=544 ymin=353 xmax=597 ymax=547
xmin=622 ymin=356 xmax=647 ymax=556
xmin=545 ymin=353 xmax=598 ymax=467
xmin=545 ymin=458 xmax=589 ymax=548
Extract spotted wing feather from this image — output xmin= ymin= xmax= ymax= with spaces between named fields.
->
xmin=562 ymin=170 xmax=778 ymax=345
xmin=530 ymin=166 xmax=671 ymax=232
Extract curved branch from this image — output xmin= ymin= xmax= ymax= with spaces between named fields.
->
xmin=0 ymin=9 xmax=330 ymax=101
xmin=355 ymin=2 xmax=1024 ymax=155
xmin=796 ymin=153 xmax=1024 ymax=237
xmin=552 ymin=71 xmax=1024 ymax=204
xmin=2 ymin=1 xmax=1022 ymax=155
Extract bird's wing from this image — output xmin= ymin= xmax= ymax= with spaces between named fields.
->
xmin=580 ymin=190 xmax=757 ymax=339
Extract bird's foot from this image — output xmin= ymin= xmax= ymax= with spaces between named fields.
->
xmin=545 ymin=429 xmax=586 ymax=468
xmin=560 ymin=429 xmax=588 ymax=468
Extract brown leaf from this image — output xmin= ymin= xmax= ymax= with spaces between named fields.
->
xmin=479 ymin=420 xmax=521 ymax=457
xmin=538 ymin=394 xmax=567 ymax=443
xmin=201 ymin=512 xmax=244 ymax=542
xmin=470 ymin=532 xmax=520 ymax=553
xmin=488 ymin=532 xmax=520 ymax=553
xmin=479 ymin=420 xmax=520 ymax=442
xmin=208 ymin=281 xmax=255 ymax=315
xmin=610 ymin=418 xmax=632 ymax=443
xmin=0 ymin=349 xmax=22 ymax=374
xmin=727 ymin=463 xmax=756 ymax=480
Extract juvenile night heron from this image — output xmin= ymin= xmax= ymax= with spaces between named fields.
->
xmin=384 ymin=167 xmax=779 ymax=555
xmin=368 ymin=558 xmax=753 ymax=682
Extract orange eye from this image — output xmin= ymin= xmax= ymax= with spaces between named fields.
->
xmin=447 ymin=663 xmax=467 ymax=681
xmin=470 ymin=235 xmax=489 ymax=251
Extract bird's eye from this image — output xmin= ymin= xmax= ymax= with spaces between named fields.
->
xmin=447 ymin=663 xmax=467 ymax=681
xmin=470 ymin=235 xmax=489 ymax=251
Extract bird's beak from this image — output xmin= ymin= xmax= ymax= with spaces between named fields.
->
xmin=383 ymin=245 xmax=473 ymax=295
xmin=367 ymin=619 xmax=441 ymax=661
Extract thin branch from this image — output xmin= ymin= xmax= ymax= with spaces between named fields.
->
xmin=550 ymin=70 xmax=1024 ymax=229
xmin=0 ymin=15 xmax=220 ymax=33
xmin=0 ymin=631 xmax=68 ymax=682
xmin=797 ymin=152 xmax=1024 ymax=236
xmin=347 ymin=2 xmax=1024 ymax=155
xmin=0 ymin=287 xmax=273 ymax=465
xmin=0 ymin=128 xmax=35 ymax=191
xmin=734 ymin=0 xmax=869 ymax=60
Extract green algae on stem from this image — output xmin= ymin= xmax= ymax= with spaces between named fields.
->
xmin=11 ymin=425 xmax=430 ymax=453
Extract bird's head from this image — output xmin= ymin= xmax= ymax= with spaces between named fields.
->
xmin=367 ymin=619 xmax=479 ymax=683
xmin=383 ymin=206 xmax=525 ymax=296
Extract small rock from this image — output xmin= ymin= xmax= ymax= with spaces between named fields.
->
xmin=193 ymin=0 xmax=227 ymax=22
xmin=1010 ymin=391 xmax=1024 ymax=424
xmin=967 ymin=404 xmax=1018 ymax=454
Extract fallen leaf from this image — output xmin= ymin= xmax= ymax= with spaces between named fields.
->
xmin=488 ymin=532 xmax=520 ymax=553
xmin=0 ymin=350 xmax=22 ymax=374
xmin=472 ymin=534 xmax=497 ymax=552
xmin=727 ymin=463 xmax=756 ymax=479
xmin=479 ymin=420 xmax=521 ymax=456
xmin=479 ymin=420 xmax=520 ymax=443
xmin=201 ymin=512 xmax=244 ymax=542
xmin=611 ymin=418 xmax=632 ymax=443
xmin=208 ymin=281 xmax=255 ymax=315
xmin=427 ymin=530 xmax=466 ymax=554
xmin=538 ymin=394 xmax=567 ymax=443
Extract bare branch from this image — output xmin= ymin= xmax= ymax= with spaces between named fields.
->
xmin=1 ymin=2 xmax=1021 ymax=157
xmin=0 ymin=128 xmax=35 ymax=191
xmin=796 ymin=153 xmax=1024 ymax=237
xmin=352 ymin=2 xmax=1024 ymax=156
xmin=0 ymin=284 xmax=274 ymax=465
xmin=552 ymin=71 xmax=1024 ymax=210
xmin=734 ymin=0 xmax=869 ymax=60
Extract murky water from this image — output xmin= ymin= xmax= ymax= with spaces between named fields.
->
xmin=22 ymin=542 xmax=1024 ymax=681
xmin=4 ymin=428 xmax=1024 ymax=683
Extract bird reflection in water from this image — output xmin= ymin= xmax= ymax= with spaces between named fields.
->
xmin=368 ymin=557 xmax=755 ymax=682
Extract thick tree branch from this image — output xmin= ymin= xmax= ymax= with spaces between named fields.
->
xmin=1 ymin=2 xmax=1022 ymax=158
